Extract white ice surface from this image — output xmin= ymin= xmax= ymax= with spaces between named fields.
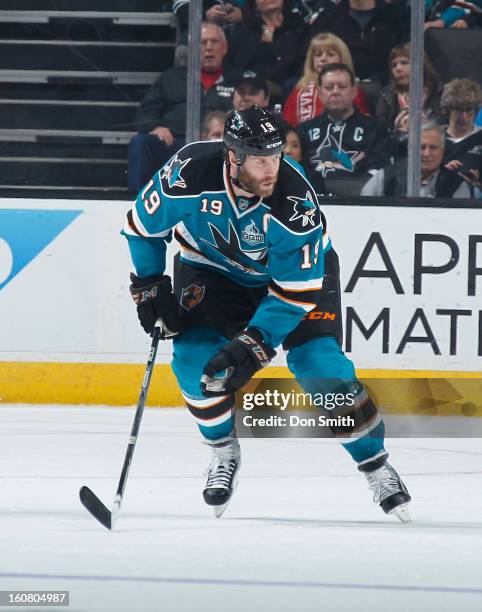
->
xmin=1 ymin=405 xmax=482 ymax=612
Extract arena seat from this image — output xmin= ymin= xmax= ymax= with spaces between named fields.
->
xmin=425 ymin=29 xmax=482 ymax=86
xmin=0 ymin=1 xmax=175 ymax=192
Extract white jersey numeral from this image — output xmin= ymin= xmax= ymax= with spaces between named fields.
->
xmin=144 ymin=191 xmax=161 ymax=215
xmin=200 ymin=198 xmax=223 ymax=215
xmin=301 ymin=240 xmax=320 ymax=269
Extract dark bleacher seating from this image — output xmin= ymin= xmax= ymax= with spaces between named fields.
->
xmin=425 ymin=29 xmax=482 ymax=87
xmin=0 ymin=1 xmax=169 ymax=12
xmin=0 ymin=1 xmax=175 ymax=193
xmin=324 ymin=177 xmax=367 ymax=198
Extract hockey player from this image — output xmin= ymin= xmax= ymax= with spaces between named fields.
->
xmin=123 ymin=106 xmax=411 ymax=522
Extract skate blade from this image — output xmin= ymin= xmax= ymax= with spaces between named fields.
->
xmin=213 ymin=502 xmax=229 ymax=518
xmin=212 ymin=480 xmax=238 ymax=519
xmin=389 ymin=503 xmax=411 ymax=524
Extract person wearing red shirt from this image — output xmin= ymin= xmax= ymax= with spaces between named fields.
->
xmin=283 ymin=32 xmax=370 ymax=128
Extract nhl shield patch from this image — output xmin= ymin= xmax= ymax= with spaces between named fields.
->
xmin=181 ymin=284 xmax=205 ymax=311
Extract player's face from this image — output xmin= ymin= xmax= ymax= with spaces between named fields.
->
xmin=313 ymin=46 xmax=341 ymax=74
xmin=391 ymin=55 xmax=410 ymax=88
xmin=420 ymin=129 xmax=445 ymax=177
xmin=233 ymin=86 xmax=269 ymax=111
xmin=319 ymin=70 xmax=356 ymax=117
xmin=235 ymin=153 xmax=281 ymax=197
xmin=201 ymin=25 xmax=227 ymax=72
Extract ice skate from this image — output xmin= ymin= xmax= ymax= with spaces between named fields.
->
xmin=203 ymin=437 xmax=241 ymax=518
xmin=363 ymin=460 xmax=411 ymax=523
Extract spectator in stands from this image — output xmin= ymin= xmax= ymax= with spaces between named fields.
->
xmin=173 ymin=0 xmax=244 ymax=44
xmin=201 ymin=110 xmax=227 ymax=139
xmin=443 ymin=78 xmax=481 ymax=141
xmin=294 ymin=0 xmax=341 ymax=25
xmin=361 ymin=120 xmax=473 ymax=197
xmin=283 ymin=126 xmax=304 ymax=163
xmin=450 ymin=0 xmax=482 ymax=27
xmin=298 ymin=63 xmax=389 ymax=192
xmin=442 ymin=78 xmax=481 ymax=192
xmin=231 ymin=72 xmax=270 ymax=111
xmin=308 ymin=0 xmax=408 ymax=83
xmin=203 ymin=71 xmax=270 ymax=116
xmin=225 ymin=0 xmax=307 ymax=101
xmin=376 ymin=42 xmax=442 ymax=154
xmin=205 ymin=0 xmax=244 ymax=26
xmin=128 ymin=23 xmax=241 ymax=191
xmin=282 ymin=32 xmax=370 ymax=127
xmin=424 ymin=0 xmax=482 ymax=29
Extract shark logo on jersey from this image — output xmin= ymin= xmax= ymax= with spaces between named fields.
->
xmin=241 ymin=219 xmax=264 ymax=246
xmin=161 ymin=154 xmax=191 ymax=189
xmin=200 ymin=220 xmax=267 ymax=275
xmin=312 ymin=122 xmax=365 ymax=177
xmin=288 ymin=192 xmax=318 ymax=228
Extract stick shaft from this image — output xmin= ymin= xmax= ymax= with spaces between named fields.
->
xmin=114 ymin=327 xmax=161 ymax=503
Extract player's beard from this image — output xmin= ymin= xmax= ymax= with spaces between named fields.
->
xmin=237 ymin=166 xmax=277 ymax=197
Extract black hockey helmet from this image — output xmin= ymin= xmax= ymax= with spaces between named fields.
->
xmin=223 ymin=105 xmax=286 ymax=166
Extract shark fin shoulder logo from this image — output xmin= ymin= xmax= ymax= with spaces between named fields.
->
xmin=288 ymin=192 xmax=318 ymax=228
xmin=161 ymin=155 xmax=191 ymax=189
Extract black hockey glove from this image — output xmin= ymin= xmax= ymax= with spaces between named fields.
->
xmin=201 ymin=328 xmax=276 ymax=397
xmin=129 ymin=273 xmax=181 ymax=337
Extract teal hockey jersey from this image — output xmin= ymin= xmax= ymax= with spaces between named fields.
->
xmin=123 ymin=141 xmax=330 ymax=347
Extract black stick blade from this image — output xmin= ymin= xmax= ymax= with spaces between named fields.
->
xmin=79 ymin=486 xmax=113 ymax=530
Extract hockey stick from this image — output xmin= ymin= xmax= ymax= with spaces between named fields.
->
xmin=79 ymin=323 xmax=162 ymax=530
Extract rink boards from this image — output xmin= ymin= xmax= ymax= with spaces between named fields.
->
xmin=0 ymin=197 xmax=481 ymax=407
